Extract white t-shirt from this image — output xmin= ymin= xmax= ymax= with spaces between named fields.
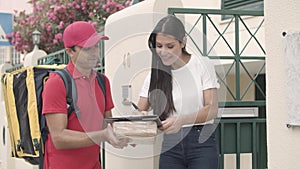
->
xmin=140 ymin=55 xmax=219 ymax=125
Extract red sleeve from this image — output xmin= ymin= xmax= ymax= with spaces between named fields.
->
xmin=103 ymin=74 xmax=114 ymax=111
xmin=42 ymin=72 xmax=68 ymax=115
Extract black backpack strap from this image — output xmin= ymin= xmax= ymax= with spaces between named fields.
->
xmin=39 ymin=68 xmax=80 ymax=169
xmin=54 ymin=68 xmax=81 ymax=118
xmin=38 ymin=142 xmax=44 ymax=169
xmin=96 ymin=73 xmax=106 ymax=99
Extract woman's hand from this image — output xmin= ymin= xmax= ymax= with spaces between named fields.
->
xmin=160 ymin=116 xmax=183 ymax=134
xmin=131 ymin=110 xmax=148 ymax=116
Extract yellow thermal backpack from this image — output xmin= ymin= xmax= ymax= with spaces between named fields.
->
xmin=1 ymin=65 xmax=106 ymax=168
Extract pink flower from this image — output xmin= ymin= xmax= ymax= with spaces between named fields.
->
xmin=59 ymin=5 xmax=66 ymax=12
xmin=57 ymin=24 xmax=63 ymax=30
xmin=116 ymin=4 xmax=125 ymax=10
xmin=5 ymin=33 xmax=11 ymax=38
xmin=91 ymin=22 xmax=97 ymax=27
xmin=30 ymin=20 xmax=35 ymax=25
xmin=15 ymin=32 xmax=21 ymax=38
xmin=53 ymin=39 xmax=58 ymax=44
xmin=11 ymin=0 xmax=132 ymax=53
xmin=125 ymin=0 xmax=131 ymax=7
xmin=23 ymin=45 xmax=29 ymax=50
xmin=54 ymin=33 xmax=63 ymax=40
xmin=46 ymin=25 xmax=52 ymax=31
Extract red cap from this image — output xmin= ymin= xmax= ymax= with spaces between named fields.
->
xmin=63 ymin=21 xmax=109 ymax=48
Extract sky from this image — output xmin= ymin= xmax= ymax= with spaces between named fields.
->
xmin=0 ymin=0 xmax=32 ymax=14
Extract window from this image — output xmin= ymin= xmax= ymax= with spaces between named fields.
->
xmin=221 ymin=0 xmax=264 ymax=20
xmin=0 ymin=47 xmax=4 ymax=64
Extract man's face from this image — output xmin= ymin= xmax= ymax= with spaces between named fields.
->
xmin=69 ymin=43 xmax=100 ymax=70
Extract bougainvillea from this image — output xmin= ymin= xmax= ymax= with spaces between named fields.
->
xmin=8 ymin=0 xmax=132 ymax=54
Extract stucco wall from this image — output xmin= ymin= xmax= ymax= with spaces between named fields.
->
xmin=0 ymin=1 xmax=36 ymax=169
xmin=265 ymin=0 xmax=300 ymax=168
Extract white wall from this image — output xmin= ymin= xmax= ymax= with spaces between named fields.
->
xmin=0 ymin=1 xmax=34 ymax=169
xmin=265 ymin=0 xmax=300 ymax=169
xmin=104 ymin=2 xmax=183 ymax=168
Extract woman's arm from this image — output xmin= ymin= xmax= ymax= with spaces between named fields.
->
xmin=137 ymin=96 xmax=150 ymax=111
xmin=161 ymin=88 xmax=218 ymax=134
xmin=104 ymin=110 xmax=112 ymax=118
xmin=193 ymin=88 xmax=219 ymax=123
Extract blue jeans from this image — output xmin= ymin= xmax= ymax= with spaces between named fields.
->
xmin=159 ymin=124 xmax=219 ymax=169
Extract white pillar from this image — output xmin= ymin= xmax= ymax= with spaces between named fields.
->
xmin=0 ymin=63 xmax=12 ymax=169
xmin=23 ymin=46 xmax=47 ymax=67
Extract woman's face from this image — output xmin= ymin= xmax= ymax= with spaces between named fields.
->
xmin=155 ymin=33 xmax=185 ymax=68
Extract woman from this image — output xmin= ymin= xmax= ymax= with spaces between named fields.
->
xmin=138 ymin=15 xmax=220 ymax=169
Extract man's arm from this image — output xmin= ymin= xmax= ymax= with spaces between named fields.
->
xmin=45 ymin=113 xmax=128 ymax=149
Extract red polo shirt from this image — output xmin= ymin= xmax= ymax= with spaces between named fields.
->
xmin=42 ymin=62 xmax=114 ymax=169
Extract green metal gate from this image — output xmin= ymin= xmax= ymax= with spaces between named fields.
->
xmin=168 ymin=8 xmax=266 ymax=169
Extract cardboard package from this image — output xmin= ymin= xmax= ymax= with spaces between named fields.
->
xmin=113 ymin=121 xmax=158 ymax=144
xmin=113 ymin=121 xmax=157 ymax=137
xmin=106 ymin=115 xmax=161 ymax=144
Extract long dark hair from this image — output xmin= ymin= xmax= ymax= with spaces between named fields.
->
xmin=148 ymin=15 xmax=190 ymax=120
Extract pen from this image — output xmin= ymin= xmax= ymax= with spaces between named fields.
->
xmin=131 ymin=102 xmax=162 ymax=127
xmin=131 ymin=102 xmax=140 ymax=111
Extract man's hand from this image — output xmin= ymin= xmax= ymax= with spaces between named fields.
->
xmin=104 ymin=124 xmax=130 ymax=149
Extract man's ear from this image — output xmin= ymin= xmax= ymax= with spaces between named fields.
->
xmin=65 ymin=48 xmax=73 ymax=57
xmin=181 ymin=36 xmax=187 ymax=48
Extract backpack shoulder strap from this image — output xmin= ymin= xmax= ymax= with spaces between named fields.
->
xmin=96 ymin=72 xmax=106 ymax=99
xmin=53 ymin=70 xmax=105 ymax=117
xmin=53 ymin=68 xmax=81 ymax=118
